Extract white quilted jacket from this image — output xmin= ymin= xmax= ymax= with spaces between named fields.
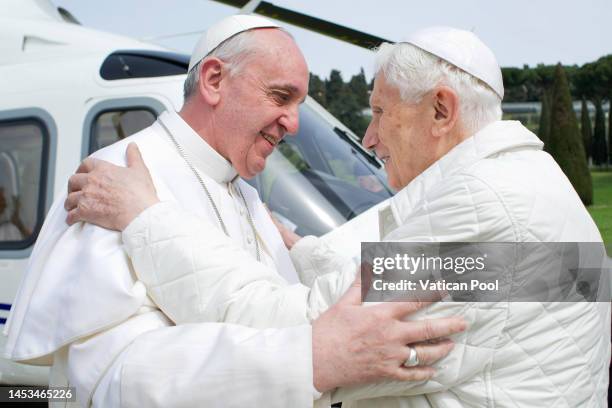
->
xmin=123 ymin=121 xmax=610 ymax=407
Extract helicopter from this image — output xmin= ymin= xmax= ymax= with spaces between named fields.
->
xmin=0 ymin=0 xmax=394 ymax=385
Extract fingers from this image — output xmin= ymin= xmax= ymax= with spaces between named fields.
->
xmin=75 ymin=157 xmax=98 ymax=174
xmin=75 ymin=157 xmax=119 ymax=175
xmin=371 ymin=299 xmax=434 ymax=319
xmin=64 ymin=191 xmax=83 ymax=212
xmin=387 ymin=340 xmax=455 ymax=382
xmin=409 ymin=338 xmax=454 ymax=366
xmin=391 ymin=366 xmax=436 ymax=382
xmin=66 ymin=208 xmax=80 ymax=226
xmin=67 ymin=173 xmax=89 ymax=194
xmin=126 ymin=143 xmax=145 ymax=169
xmin=380 ymin=286 xmax=447 ymax=318
xmin=397 ymin=317 xmax=466 ymax=344
xmin=66 ymin=199 xmax=89 ymax=225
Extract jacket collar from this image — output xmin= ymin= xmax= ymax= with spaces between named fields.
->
xmin=385 ymin=120 xmax=543 ymax=229
xmin=158 ymin=111 xmax=238 ymax=184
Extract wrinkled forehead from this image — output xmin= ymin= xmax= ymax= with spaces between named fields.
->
xmin=370 ymin=73 xmax=398 ymax=105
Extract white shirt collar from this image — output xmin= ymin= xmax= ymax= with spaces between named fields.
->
xmin=158 ymin=111 xmax=238 ymax=184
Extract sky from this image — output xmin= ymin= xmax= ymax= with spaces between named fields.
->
xmin=52 ymin=0 xmax=612 ymax=81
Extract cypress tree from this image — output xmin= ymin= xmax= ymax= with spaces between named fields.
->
xmin=348 ymin=68 xmax=370 ymax=108
xmin=608 ymin=97 xmax=612 ymax=164
xmin=325 ymin=70 xmax=345 ymax=105
xmin=580 ymin=97 xmax=593 ymax=162
xmin=538 ymin=89 xmax=551 ymax=149
xmin=325 ymin=70 xmax=368 ymax=137
xmin=308 ymin=73 xmax=327 ymax=107
xmin=592 ymin=98 xmax=608 ymax=166
xmin=547 ymin=64 xmax=592 ymax=205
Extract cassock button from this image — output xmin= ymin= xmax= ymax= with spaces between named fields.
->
xmin=247 ymin=236 xmax=253 ymax=244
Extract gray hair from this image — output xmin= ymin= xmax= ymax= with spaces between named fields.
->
xmin=183 ymin=27 xmax=292 ymax=101
xmin=373 ymin=42 xmax=502 ymax=135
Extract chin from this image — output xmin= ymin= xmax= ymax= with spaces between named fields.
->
xmin=240 ymin=167 xmax=264 ymax=180
xmin=386 ymin=174 xmax=400 ymax=190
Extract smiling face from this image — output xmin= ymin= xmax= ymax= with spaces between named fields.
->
xmin=214 ymin=29 xmax=309 ymax=178
xmin=362 ymin=74 xmax=438 ymax=190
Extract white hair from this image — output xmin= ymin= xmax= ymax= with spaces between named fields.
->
xmin=374 ymin=42 xmax=502 ymax=135
xmin=183 ymin=27 xmax=293 ymax=101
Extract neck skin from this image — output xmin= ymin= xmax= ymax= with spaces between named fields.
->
xmin=436 ymin=126 xmax=470 ymax=160
xmin=438 ymin=130 xmax=470 ymax=159
xmin=178 ymin=98 xmax=227 ymax=160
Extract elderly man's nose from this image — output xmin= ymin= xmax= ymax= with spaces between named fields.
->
xmin=362 ymin=122 xmax=378 ymax=150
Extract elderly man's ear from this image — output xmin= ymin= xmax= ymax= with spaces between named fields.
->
xmin=197 ymin=58 xmax=225 ymax=106
xmin=431 ymin=86 xmax=460 ymax=138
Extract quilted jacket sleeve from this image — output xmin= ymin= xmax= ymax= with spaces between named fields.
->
xmin=290 ymin=235 xmax=356 ymax=289
xmin=121 ymin=201 xmax=355 ymax=328
xmin=330 ymin=174 xmax=515 ymax=403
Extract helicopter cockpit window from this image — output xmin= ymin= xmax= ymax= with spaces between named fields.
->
xmin=245 ymin=104 xmax=393 ymax=237
xmin=0 ymin=119 xmax=48 ymax=249
xmin=90 ymin=109 xmax=156 ymax=153
xmin=100 ymin=51 xmax=189 ymax=80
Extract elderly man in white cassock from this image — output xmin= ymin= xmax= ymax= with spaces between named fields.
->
xmin=61 ymin=25 xmax=610 ymax=407
xmin=3 ymin=15 xmax=468 ymax=408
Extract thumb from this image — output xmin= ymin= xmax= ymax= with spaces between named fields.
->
xmin=126 ymin=143 xmax=146 ymax=169
xmin=337 ymin=272 xmax=362 ymax=307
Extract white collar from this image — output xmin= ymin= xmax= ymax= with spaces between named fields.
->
xmin=386 ymin=120 xmax=543 ymax=227
xmin=158 ymin=111 xmax=238 ymax=184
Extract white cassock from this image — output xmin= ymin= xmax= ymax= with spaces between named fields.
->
xmin=2 ymin=111 xmax=333 ymax=408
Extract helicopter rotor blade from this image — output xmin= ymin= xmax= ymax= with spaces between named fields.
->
xmin=211 ymin=0 xmax=392 ymax=49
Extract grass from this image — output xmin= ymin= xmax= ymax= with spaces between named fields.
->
xmin=587 ymin=171 xmax=612 ymax=253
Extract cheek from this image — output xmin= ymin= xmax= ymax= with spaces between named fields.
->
xmin=378 ymin=120 xmax=394 ymax=146
xmin=228 ymin=137 xmax=248 ymax=158
xmin=244 ymin=139 xmax=268 ymax=176
xmin=380 ymin=120 xmax=407 ymax=153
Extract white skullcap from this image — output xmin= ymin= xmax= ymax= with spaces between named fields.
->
xmin=188 ymin=14 xmax=280 ymax=71
xmin=403 ymin=26 xmax=504 ymax=99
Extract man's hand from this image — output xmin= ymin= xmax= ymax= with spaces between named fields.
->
xmin=312 ymin=276 xmax=466 ymax=393
xmin=65 ymin=143 xmax=159 ymax=231
xmin=265 ymin=206 xmax=302 ymax=250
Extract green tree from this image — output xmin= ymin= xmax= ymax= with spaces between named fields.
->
xmin=499 ymin=55 xmax=611 ymax=103
xmin=593 ymin=98 xmax=608 ymax=166
xmin=502 ymin=66 xmax=528 ymax=101
xmin=325 ymin=69 xmax=345 ymax=104
xmin=348 ymin=68 xmax=370 ymax=108
xmin=532 ymin=64 xmax=556 ymax=100
xmin=308 ymin=73 xmax=327 ymax=107
xmin=574 ymin=62 xmax=599 ymax=102
xmin=538 ymin=89 xmax=552 ymax=149
xmin=608 ymin=100 xmax=612 ymax=164
xmin=325 ymin=70 xmax=369 ymax=138
xmin=580 ymin=97 xmax=593 ymax=161
xmin=547 ymin=64 xmax=592 ymax=205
